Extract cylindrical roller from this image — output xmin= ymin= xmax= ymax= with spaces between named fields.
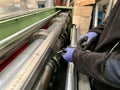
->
xmin=0 ymin=39 xmax=44 ymax=89
xmin=3 ymin=12 xmax=69 ymax=90
xmin=32 ymin=29 xmax=49 ymax=40
xmin=32 ymin=13 xmax=69 ymax=90
xmin=65 ymin=25 xmax=77 ymax=90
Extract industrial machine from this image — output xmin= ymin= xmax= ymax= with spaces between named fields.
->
xmin=0 ymin=7 xmax=90 ymax=90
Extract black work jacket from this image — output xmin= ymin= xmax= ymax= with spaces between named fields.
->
xmin=73 ymin=0 xmax=120 ymax=89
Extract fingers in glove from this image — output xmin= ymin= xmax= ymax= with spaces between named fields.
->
xmin=81 ymin=42 xmax=88 ymax=50
xmin=78 ymin=36 xmax=88 ymax=45
xmin=86 ymin=37 xmax=97 ymax=50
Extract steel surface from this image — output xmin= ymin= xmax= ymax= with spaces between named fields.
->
xmin=3 ymin=13 xmax=68 ymax=90
xmin=0 ymin=39 xmax=44 ymax=89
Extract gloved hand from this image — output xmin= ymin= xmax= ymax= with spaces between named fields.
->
xmin=77 ymin=32 xmax=98 ymax=50
xmin=62 ymin=47 xmax=75 ymax=62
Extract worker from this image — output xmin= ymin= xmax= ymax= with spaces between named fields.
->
xmin=62 ymin=0 xmax=120 ymax=90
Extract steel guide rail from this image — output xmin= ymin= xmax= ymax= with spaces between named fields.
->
xmin=65 ymin=25 xmax=91 ymax=90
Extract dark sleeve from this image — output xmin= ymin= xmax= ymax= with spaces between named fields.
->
xmin=73 ymin=48 xmax=120 ymax=88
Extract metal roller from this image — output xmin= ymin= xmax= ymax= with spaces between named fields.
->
xmin=65 ymin=25 xmax=77 ymax=90
xmin=2 ymin=12 xmax=69 ymax=90
xmin=0 ymin=39 xmax=44 ymax=89
xmin=65 ymin=25 xmax=91 ymax=90
xmin=0 ymin=10 xmax=60 ymax=65
xmin=32 ymin=29 xmax=49 ymax=40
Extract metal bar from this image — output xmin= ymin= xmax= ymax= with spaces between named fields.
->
xmin=71 ymin=25 xmax=77 ymax=47
xmin=0 ymin=39 xmax=44 ymax=89
xmin=94 ymin=2 xmax=99 ymax=27
xmin=33 ymin=64 xmax=53 ymax=90
xmin=65 ymin=25 xmax=91 ymax=90
xmin=104 ymin=0 xmax=114 ymax=19
xmin=65 ymin=25 xmax=77 ymax=90
xmin=3 ymin=12 xmax=68 ymax=90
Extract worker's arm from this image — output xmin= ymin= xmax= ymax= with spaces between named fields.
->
xmin=73 ymin=48 xmax=120 ymax=88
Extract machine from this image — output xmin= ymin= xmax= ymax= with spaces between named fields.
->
xmin=0 ymin=7 xmax=90 ymax=90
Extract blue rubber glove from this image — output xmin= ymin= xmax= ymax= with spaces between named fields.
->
xmin=78 ymin=32 xmax=98 ymax=50
xmin=62 ymin=47 xmax=75 ymax=62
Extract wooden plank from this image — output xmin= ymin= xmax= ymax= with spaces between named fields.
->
xmin=80 ymin=29 xmax=89 ymax=35
xmin=73 ymin=16 xmax=91 ymax=29
xmin=73 ymin=0 xmax=94 ymax=34
xmin=73 ymin=16 xmax=91 ymax=34
xmin=73 ymin=6 xmax=93 ymax=16
xmin=74 ymin=0 xmax=96 ymax=6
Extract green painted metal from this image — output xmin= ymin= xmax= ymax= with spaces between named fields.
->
xmin=55 ymin=6 xmax=73 ymax=10
xmin=0 ymin=8 xmax=56 ymax=41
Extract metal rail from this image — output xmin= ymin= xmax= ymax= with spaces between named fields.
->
xmin=65 ymin=25 xmax=77 ymax=90
xmin=94 ymin=2 xmax=99 ymax=27
xmin=2 ymin=12 xmax=68 ymax=90
xmin=65 ymin=25 xmax=91 ymax=90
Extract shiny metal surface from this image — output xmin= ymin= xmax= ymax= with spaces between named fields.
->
xmin=0 ymin=39 xmax=44 ymax=89
xmin=65 ymin=62 xmax=76 ymax=90
xmin=65 ymin=25 xmax=77 ymax=90
xmin=3 ymin=12 xmax=68 ymax=90
xmin=65 ymin=25 xmax=91 ymax=90
xmin=32 ymin=14 xmax=69 ymax=90
xmin=94 ymin=2 xmax=99 ymax=27
xmin=71 ymin=25 xmax=77 ymax=47
xmin=35 ymin=65 xmax=53 ymax=90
